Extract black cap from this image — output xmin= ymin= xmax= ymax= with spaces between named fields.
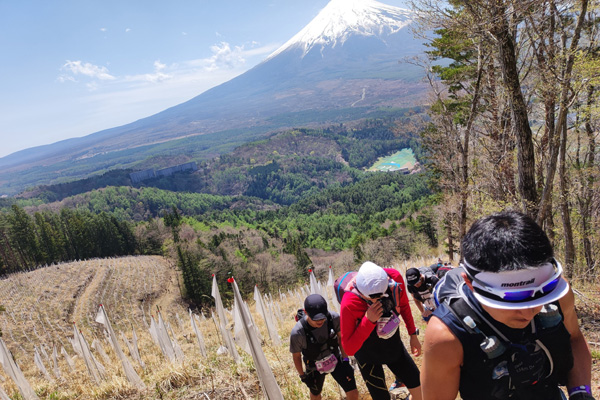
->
xmin=406 ymin=268 xmax=421 ymax=286
xmin=304 ymin=294 xmax=328 ymax=320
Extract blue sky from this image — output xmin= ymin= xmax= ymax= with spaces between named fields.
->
xmin=0 ymin=0 xmax=407 ymax=158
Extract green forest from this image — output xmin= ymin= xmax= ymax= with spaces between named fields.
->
xmin=0 ymin=119 xmax=436 ymax=303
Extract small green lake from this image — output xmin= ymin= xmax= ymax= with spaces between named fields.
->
xmin=369 ymin=148 xmax=416 ymax=172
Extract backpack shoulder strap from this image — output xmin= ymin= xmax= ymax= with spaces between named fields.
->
xmin=299 ymin=316 xmax=309 ymax=331
xmin=300 ymin=313 xmax=337 ymax=346
xmin=448 ymin=291 xmax=514 ymax=343
xmin=326 ymin=312 xmax=334 ymax=331
xmin=299 ymin=316 xmax=318 ymax=345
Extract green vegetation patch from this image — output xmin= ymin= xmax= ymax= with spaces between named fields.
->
xmin=368 ymin=148 xmax=416 ymax=172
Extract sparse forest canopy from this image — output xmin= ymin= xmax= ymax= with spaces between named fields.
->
xmin=411 ymin=0 xmax=599 ymax=279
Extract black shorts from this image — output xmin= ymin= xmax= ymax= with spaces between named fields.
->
xmin=302 ymin=358 xmax=357 ymax=395
xmin=357 ymin=343 xmax=420 ymax=400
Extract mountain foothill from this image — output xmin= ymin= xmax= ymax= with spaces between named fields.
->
xmin=0 ymin=0 xmax=428 ymax=196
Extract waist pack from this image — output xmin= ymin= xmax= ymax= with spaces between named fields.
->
xmin=376 ymin=312 xmax=400 ymax=339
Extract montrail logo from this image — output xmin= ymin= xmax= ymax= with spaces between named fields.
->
xmin=500 ymin=278 xmax=535 ymax=288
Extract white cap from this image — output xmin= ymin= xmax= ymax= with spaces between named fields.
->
xmin=356 ymin=261 xmax=389 ymax=297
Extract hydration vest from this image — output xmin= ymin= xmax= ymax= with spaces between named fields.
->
xmin=299 ymin=313 xmax=339 ymax=365
xmin=435 ymin=286 xmax=573 ymax=400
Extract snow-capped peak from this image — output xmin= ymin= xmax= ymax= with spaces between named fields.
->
xmin=267 ymin=0 xmax=414 ymax=60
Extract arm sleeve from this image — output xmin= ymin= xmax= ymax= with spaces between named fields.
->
xmin=339 ymin=294 xmax=375 ymax=356
xmin=385 ymin=268 xmax=417 ymax=335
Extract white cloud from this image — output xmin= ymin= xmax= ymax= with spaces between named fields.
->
xmin=60 ymin=60 xmax=115 ymax=81
xmin=56 ymin=40 xmax=278 ymax=97
xmin=100 ymin=27 xmax=107 ymax=32
xmin=125 ymin=28 xmax=131 ymax=33
xmin=206 ymin=42 xmax=246 ymax=71
xmin=125 ymin=60 xmax=172 ymax=83
xmin=243 ymin=42 xmax=281 ymax=57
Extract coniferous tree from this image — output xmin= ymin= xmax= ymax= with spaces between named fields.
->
xmin=7 ymin=205 xmax=41 ymax=267
xmin=35 ymin=212 xmax=62 ymax=265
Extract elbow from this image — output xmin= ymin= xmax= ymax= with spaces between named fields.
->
xmin=341 ymin=338 xmax=357 ymax=356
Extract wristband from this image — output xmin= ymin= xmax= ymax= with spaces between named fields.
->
xmin=569 ymin=385 xmax=592 ymax=397
xmin=570 ymin=393 xmax=595 ymax=400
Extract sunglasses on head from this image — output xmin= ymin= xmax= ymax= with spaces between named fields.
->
xmin=463 ymin=259 xmax=563 ymax=303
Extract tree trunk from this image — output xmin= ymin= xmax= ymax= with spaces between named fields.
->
xmin=490 ymin=2 xmax=538 ymax=215
xmin=458 ymin=47 xmax=484 ymax=241
xmin=581 ymin=85 xmax=596 ymax=274
xmin=559 ymin=116 xmax=575 ymax=278
xmin=446 ymin=217 xmax=455 ymax=262
xmin=538 ymin=0 xmax=589 ymax=227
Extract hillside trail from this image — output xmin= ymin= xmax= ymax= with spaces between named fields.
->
xmin=0 ymin=256 xmax=596 ymax=399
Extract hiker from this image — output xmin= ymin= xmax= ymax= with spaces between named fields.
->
xmin=290 ymin=294 xmax=358 ymax=400
xmin=421 ymin=211 xmax=593 ymax=400
xmin=406 ymin=267 xmax=439 ymax=322
xmin=431 ymin=263 xmax=465 ymax=308
xmin=430 ymin=260 xmax=453 ymax=279
xmin=436 ymin=262 xmax=454 ymax=279
xmin=340 ymin=261 xmax=422 ymax=400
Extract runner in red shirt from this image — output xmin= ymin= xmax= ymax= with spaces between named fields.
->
xmin=340 ymin=261 xmax=423 ymax=400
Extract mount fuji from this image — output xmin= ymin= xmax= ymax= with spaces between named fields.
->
xmin=0 ymin=0 xmax=428 ymax=195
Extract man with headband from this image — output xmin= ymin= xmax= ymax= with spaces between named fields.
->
xmin=421 ymin=211 xmax=593 ymax=400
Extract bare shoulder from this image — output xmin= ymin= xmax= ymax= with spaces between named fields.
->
xmin=558 ymin=278 xmax=575 ymax=310
xmin=558 ymin=280 xmax=581 ymax=336
xmin=423 ymin=316 xmax=463 ymax=366
xmin=422 ymin=316 xmax=463 ymax=400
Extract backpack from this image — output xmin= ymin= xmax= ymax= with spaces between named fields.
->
xmin=436 ymin=264 xmax=453 ymax=279
xmin=333 ymin=270 xmax=403 ymax=313
xmin=295 ymin=308 xmax=305 ymax=322
xmin=432 ymin=265 xmax=465 ymax=307
xmin=333 ymin=271 xmax=358 ymax=304
xmin=419 ymin=266 xmax=437 ymax=280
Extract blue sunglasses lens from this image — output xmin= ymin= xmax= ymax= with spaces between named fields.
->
xmin=501 ymin=277 xmax=561 ymax=301
xmin=502 ymin=290 xmax=535 ymax=301
xmin=541 ymin=277 xmax=560 ymax=293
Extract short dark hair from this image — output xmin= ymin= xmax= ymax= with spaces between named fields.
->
xmin=461 ymin=211 xmax=553 ymax=272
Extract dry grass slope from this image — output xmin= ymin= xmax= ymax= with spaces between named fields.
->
xmin=0 ymin=255 xmax=597 ymax=399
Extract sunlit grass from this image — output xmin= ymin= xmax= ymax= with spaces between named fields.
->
xmin=0 ymin=255 xmax=477 ymax=399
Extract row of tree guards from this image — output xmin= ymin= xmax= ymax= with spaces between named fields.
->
xmin=0 ymin=268 xmax=340 ymax=400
